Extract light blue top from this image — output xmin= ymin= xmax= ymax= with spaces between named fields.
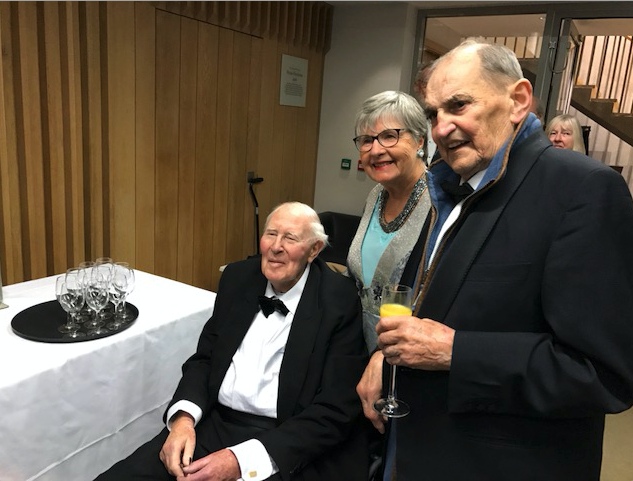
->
xmin=361 ymin=202 xmax=397 ymax=287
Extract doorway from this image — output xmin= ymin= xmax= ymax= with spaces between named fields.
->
xmin=412 ymin=4 xmax=633 ymax=188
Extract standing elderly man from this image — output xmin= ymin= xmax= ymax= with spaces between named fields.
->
xmin=357 ymin=39 xmax=633 ymax=480
xmin=98 ymin=202 xmax=368 ymax=481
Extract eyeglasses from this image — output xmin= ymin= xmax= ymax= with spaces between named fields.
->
xmin=353 ymin=129 xmax=408 ymax=152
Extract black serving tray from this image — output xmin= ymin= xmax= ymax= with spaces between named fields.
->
xmin=11 ymin=300 xmax=139 ymax=343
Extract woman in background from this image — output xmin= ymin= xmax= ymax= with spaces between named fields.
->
xmin=347 ymin=90 xmax=430 ymax=354
xmin=546 ymin=114 xmax=585 ymax=153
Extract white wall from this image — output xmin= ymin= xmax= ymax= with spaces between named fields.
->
xmin=313 ymin=3 xmax=418 ymax=216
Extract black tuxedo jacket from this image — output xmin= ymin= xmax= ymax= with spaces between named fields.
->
xmin=396 ymin=129 xmax=633 ymax=480
xmin=168 ymin=256 xmax=368 ymax=480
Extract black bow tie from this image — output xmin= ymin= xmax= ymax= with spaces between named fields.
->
xmin=258 ymin=295 xmax=290 ymax=317
xmin=440 ymin=180 xmax=474 ymax=203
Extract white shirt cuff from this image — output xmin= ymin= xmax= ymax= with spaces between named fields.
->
xmin=228 ymin=438 xmax=278 ymax=481
xmin=166 ymin=400 xmax=203 ymax=430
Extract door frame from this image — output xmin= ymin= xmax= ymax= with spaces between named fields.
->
xmin=411 ymin=1 xmax=633 ymax=125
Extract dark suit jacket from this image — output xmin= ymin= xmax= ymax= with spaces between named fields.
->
xmin=396 ymin=129 xmax=633 ymax=480
xmin=167 ymin=256 xmax=369 ymax=481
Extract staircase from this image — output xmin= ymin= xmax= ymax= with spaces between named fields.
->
xmin=571 ymin=85 xmax=633 ymax=146
xmin=570 ymin=35 xmax=633 ymax=147
xmin=512 ymin=34 xmax=633 ymax=147
xmin=508 ymin=32 xmax=633 ymax=185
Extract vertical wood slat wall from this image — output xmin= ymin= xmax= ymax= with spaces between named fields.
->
xmin=0 ymin=1 xmax=331 ymax=292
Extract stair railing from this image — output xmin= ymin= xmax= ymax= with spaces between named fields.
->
xmin=576 ymin=35 xmax=633 ymax=115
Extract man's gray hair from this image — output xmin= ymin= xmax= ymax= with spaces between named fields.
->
xmin=430 ymin=38 xmax=524 ymax=87
xmin=354 ymin=90 xmax=428 ymax=143
xmin=265 ymin=202 xmax=329 ymax=246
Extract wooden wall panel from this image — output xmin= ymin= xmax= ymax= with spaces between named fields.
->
xmin=63 ymin=2 xmax=86 ymax=272
xmin=82 ymin=1 xmax=105 ymax=261
xmin=154 ymin=9 xmax=181 ymax=280
xmin=0 ymin=2 xmax=24 ymax=283
xmin=17 ymin=2 xmax=47 ymax=280
xmin=268 ymin=42 xmax=287 ymax=212
xmin=242 ymin=37 xmax=262 ymax=257
xmin=225 ymin=31 xmax=251 ymax=266
xmin=255 ymin=36 xmax=279 ymax=238
xmin=63 ymin=2 xmax=86 ymax=268
xmin=176 ymin=16 xmax=198 ymax=285
xmin=107 ymin=2 xmax=136 ymax=264
xmin=210 ymin=27 xmax=233 ymax=287
xmin=0 ymin=1 xmax=331 ymax=293
xmin=191 ymin=22 xmax=218 ymax=290
xmin=133 ymin=1 xmax=156 ymax=274
xmin=42 ymin=2 xmax=69 ymax=275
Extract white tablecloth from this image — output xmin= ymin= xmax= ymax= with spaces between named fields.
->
xmin=0 ymin=271 xmax=216 ymax=481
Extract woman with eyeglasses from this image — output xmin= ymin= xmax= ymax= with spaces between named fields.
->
xmin=347 ymin=91 xmax=430 ymax=480
xmin=347 ymin=90 xmax=431 ymax=354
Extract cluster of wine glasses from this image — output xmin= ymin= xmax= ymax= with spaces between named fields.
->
xmin=55 ymin=257 xmax=135 ymax=338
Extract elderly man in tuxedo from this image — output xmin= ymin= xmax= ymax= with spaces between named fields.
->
xmin=357 ymin=39 xmax=633 ymax=480
xmin=98 ymin=201 xmax=368 ymax=481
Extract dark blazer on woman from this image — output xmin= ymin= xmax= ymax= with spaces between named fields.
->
xmin=395 ymin=129 xmax=633 ymax=480
xmin=169 ymin=256 xmax=369 ymax=481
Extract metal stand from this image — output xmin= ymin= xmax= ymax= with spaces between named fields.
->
xmin=247 ymin=172 xmax=264 ymax=255
xmin=0 ymin=262 xmax=6 ymax=309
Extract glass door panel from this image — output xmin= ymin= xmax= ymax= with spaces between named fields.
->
xmin=418 ymin=14 xmax=548 ymax=98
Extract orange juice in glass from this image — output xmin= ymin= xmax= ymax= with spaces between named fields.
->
xmin=374 ymin=284 xmax=412 ymax=418
xmin=379 ymin=303 xmax=412 ymax=318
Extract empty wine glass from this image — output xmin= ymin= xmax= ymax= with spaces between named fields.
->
xmin=56 ymin=276 xmax=86 ymax=338
xmin=65 ymin=268 xmax=87 ymax=325
xmin=106 ymin=263 xmax=131 ymax=331
xmin=93 ymin=262 xmax=114 ymax=322
xmin=77 ymin=261 xmax=95 ymax=318
xmin=373 ymin=284 xmax=413 ymax=418
xmin=84 ymin=269 xmax=110 ymax=335
xmin=114 ymin=262 xmax=135 ymax=323
xmin=94 ymin=262 xmax=113 ymax=278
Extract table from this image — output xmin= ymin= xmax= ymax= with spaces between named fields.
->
xmin=0 ymin=270 xmax=216 ymax=481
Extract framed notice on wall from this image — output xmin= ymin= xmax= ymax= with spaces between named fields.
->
xmin=280 ymin=54 xmax=308 ymax=107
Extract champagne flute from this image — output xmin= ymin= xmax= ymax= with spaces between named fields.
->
xmin=374 ymin=284 xmax=412 ymax=418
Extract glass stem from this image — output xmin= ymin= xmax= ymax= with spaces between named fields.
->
xmin=387 ymin=365 xmax=398 ymax=402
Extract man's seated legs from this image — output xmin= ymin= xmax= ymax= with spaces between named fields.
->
xmin=97 ymin=408 xmax=287 ymax=480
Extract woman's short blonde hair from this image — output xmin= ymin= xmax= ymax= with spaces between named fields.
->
xmin=545 ymin=114 xmax=585 ymax=153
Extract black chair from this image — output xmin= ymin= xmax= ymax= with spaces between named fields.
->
xmin=318 ymin=211 xmax=361 ymax=268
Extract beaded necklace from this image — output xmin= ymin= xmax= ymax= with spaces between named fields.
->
xmin=378 ymin=175 xmax=428 ymax=233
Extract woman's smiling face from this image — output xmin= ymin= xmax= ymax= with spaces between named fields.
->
xmin=358 ymin=118 xmax=423 ymax=190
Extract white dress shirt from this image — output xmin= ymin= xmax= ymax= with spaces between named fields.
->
xmin=166 ymin=264 xmax=311 ymax=481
